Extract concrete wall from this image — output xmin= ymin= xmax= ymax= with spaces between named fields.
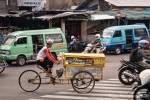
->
xmin=87 ymin=20 xmax=101 ymax=29
xmin=0 ymin=0 xmax=7 ymax=12
xmin=46 ymin=0 xmax=85 ymax=10
xmin=7 ymin=0 xmax=17 ymax=11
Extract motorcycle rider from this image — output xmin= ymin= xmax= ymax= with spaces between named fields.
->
xmin=83 ymin=34 xmax=104 ymax=53
xmin=70 ymin=35 xmax=78 ymax=50
xmin=137 ymin=40 xmax=150 ymax=68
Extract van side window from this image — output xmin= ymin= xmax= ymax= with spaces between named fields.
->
xmin=17 ymin=37 xmax=27 ymax=44
xmin=113 ymin=31 xmax=122 ymax=37
xmin=45 ymin=34 xmax=63 ymax=43
xmin=134 ymin=28 xmax=148 ymax=37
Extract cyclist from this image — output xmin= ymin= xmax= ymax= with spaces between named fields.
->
xmin=36 ymin=39 xmax=59 ymax=77
xmin=137 ymin=40 xmax=150 ymax=68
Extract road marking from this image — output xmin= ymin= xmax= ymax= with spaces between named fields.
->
xmin=95 ymin=83 xmax=130 ymax=87
xmin=55 ymin=92 xmax=132 ymax=98
xmin=100 ymin=80 xmax=121 ymax=84
xmin=29 ymin=99 xmax=44 ymax=100
xmin=29 ymin=77 xmax=135 ymax=100
xmin=41 ymin=95 xmax=128 ymax=100
xmin=108 ymin=78 xmax=119 ymax=81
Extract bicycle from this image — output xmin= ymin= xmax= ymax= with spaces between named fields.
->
xmin=0 ymin=54 xmax=9 ymax=73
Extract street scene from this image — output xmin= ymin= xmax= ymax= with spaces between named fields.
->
xmin=1 ymin=53 xmax=135 ymax=100
xmin=1 ymin=0 xmax=150 ymax=100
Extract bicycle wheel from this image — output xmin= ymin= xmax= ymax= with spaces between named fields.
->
xmin=133 ymin=86 xmax=150 ymax=100
xmin=18 ymin=70 xmax=41 ymax=92
xmin=0 ymin=67 xmax=5 ymax=73
xmin=71 ymin=71 xmax=95 ymax=94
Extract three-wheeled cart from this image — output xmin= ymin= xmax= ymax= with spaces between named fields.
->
xmin=18 ymin=53 xmax=105 ymax=94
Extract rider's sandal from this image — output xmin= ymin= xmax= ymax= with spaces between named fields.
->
xmin=45 ymin=73 xmax=52 ymax=77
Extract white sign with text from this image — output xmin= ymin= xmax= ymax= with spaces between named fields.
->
xmin=17 ymin=0 xmax=43 ymax=6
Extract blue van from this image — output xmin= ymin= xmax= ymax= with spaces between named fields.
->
xmin=101 ymin=24 xmax=149 ymax=54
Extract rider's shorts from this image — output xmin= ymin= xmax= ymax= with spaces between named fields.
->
xmin=37 ymin=57 xmax=54 ymax=71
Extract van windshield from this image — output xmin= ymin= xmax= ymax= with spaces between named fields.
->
xmin=102 ymin=30 xmax=113 ymax=38
xmin=2 ymin=36 xmax=15 ymax=46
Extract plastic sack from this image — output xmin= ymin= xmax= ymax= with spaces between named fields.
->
xmin=139 ymin=69 xmax=150 ymax=85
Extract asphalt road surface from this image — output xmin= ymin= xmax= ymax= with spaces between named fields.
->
xmin=0 ymin=52 xmax=131 ymax=100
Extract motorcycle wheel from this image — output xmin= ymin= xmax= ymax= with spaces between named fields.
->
xmin=118 ymin=67 xmax=136 ymax=85
xmin=133 ymin=86 xmax=150 ymax=100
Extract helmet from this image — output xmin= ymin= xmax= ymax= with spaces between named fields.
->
xmin=95 ymin=34 xmax=100 ymax=39
xmin=138 ymin=40 xmax=149 ymax=48
xmin=71 ymin=35 xmax=75 ymax=39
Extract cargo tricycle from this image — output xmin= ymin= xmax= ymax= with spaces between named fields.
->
xmin=18 ymin=53 xmax=105 ymax=94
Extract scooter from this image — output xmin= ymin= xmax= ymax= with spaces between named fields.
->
xmin=82 ymin=43 xmax=107 ymax=54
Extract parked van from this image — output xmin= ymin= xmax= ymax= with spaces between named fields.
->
xmin=100 ymin=24 xmax=149 ymax=54
xmin=0 ymin=28 xmax=67 ymax=66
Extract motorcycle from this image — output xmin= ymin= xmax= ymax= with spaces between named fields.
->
xmin=68 ymin=41 xmax=89 ymax=52
xmin=82 ymin=43 xmax=107 ymax=55
xmin=0 ymin=55 xmax=9 ymax=73
xmin=127 ymin=69 xmax=150 ymax=100
xmin=118 ymin=59 xmax=150 ymax=85
xmin=77 ymin=41 xmax=89 ymax=51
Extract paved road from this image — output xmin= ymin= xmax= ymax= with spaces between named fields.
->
xmin=28 ymin=78 xmax=135 ymax=100
xmin=0 ymin=52 xmax=133 ymax=100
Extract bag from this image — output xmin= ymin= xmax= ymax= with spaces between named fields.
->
xmin=140 ymin=69 xmax=150 ymax=85
xmin=56 ymin=68 xmax=63 ymax=78
xmin=129 ymin=48 xmax=139 ymax=62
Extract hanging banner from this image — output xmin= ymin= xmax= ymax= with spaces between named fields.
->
xmin=17 ymin=0 xmax=43 ymax=6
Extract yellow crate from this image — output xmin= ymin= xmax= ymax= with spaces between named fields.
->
xmin=63 ymin=53 xmax=106 ymax=80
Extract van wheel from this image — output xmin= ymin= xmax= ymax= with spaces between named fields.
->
xmin=114 ymin=46 xmax=122 ymax=55
xmin=16 ymin=56 xmax=26 ymax=66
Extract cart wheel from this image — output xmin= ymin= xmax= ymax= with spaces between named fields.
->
xmin=18 ymin=70 xmax=41 ymax=92
xmin=71 ymin=71 xmax=95 ymax=94
xmin=0 ymin=67 xmax=5 ymax=73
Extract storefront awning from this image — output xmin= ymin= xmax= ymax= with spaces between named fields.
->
xmin=105 ymin=9 xmax=150 ymax=20
xmin=91 ymin=14 xmax=115 ymax=20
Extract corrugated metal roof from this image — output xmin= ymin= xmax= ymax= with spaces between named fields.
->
xmin=105 ymin=9 xmax=150 ymax=20
xmin=105 ymin=0 xmax=150 ymax=7
xmin=35 ymin=15 xmax=54 ymax=20
xmin=0 ymin=13 xmax=19 ymax=17
xmin=35 ymin=11 xmax=98 ymax=20
xmin=91 ymin=14 xmax=115 ymax=20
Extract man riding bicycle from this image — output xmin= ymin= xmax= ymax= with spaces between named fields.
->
xmin=36 ymin=39 xmax=59 ymax=77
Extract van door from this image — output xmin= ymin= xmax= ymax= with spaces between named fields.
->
xmin=12 ymin=36 xmax=29 ymax=65
xmin=112 ymin=30 xmax=125 ymax=54
xmin=125 ymin=29 xmax=133 ymax=49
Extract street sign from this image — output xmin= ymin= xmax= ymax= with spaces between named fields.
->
xmin=116 ymin=10 xmax=121 ymax=19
